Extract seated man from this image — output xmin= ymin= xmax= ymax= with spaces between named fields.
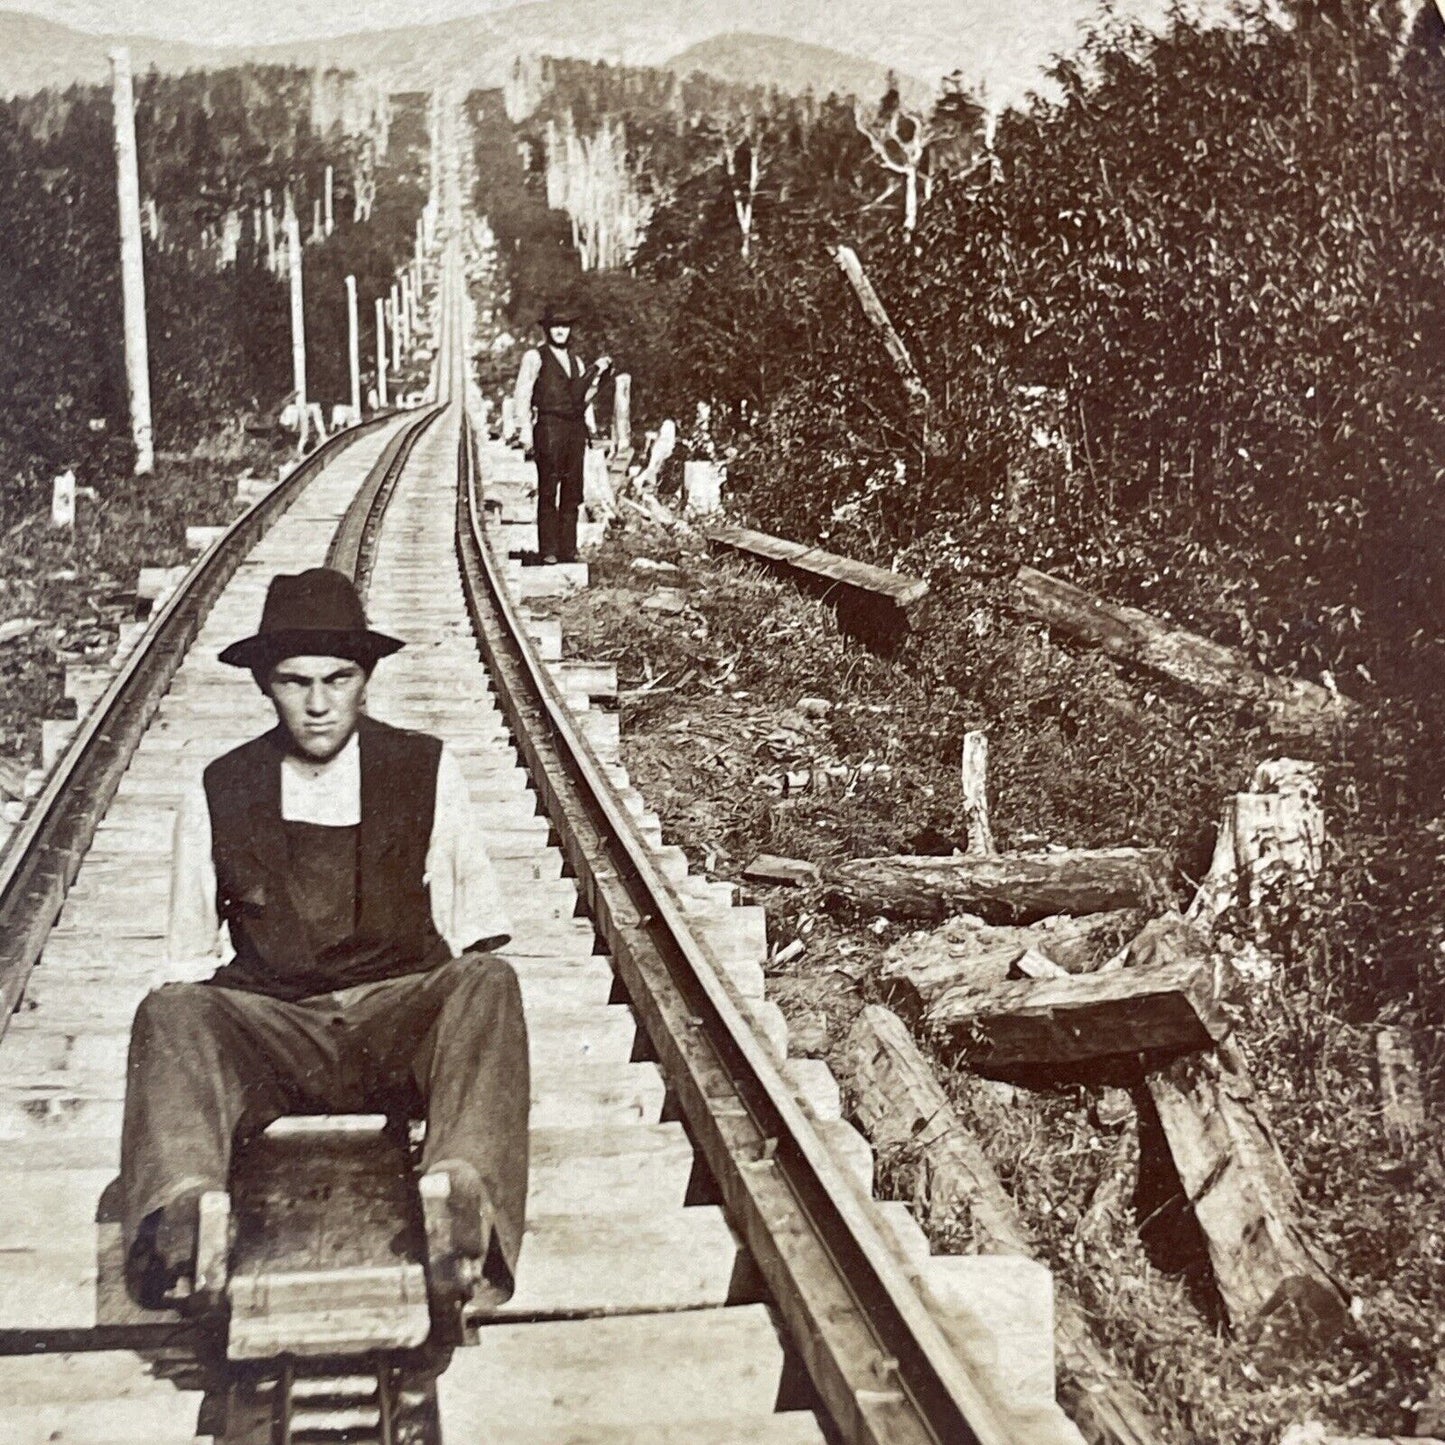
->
xmin=120 ymin=567 xmax=529 ymax=1314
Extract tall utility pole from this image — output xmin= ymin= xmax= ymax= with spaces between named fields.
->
xmin=263 ymin=188 xmax=276 ymax=273
xmin=375 ymin=297 xmax=388 ymax=408
xmin=109 ymin=48 xmax=153 ymax=474
xmin=344 ymin=275 xmax=361 ymax=420
xmin=284 ymin=200 xmax=308 ymax=453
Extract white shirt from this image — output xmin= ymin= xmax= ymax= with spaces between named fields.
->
xmin=165 ymin=734 xmax=513 ymax=978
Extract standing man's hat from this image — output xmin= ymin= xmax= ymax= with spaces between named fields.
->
xmin=538 ymin=302 xmax=576 ymax=328
xmin=218 ymin=567 xmax=404 ymax=671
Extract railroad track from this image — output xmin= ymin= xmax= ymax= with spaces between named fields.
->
xmin=0 ymin=194 xmax=1070 ymax=1442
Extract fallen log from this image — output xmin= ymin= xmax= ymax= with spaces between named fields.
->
xmin=928 ymin=958 xmax=1234 ymax=1071
xmin=1012 ymin=566 xmax=1350 ymax=726
xmin=881 ymin=911 xmax=1141 ymax=1012
xmin=824 ymin=848 xmax=1173 ymax=925
xmin=843 ymin=1005 xmax=1164 ymax=1445
xmin=1144 ymin=1043 xmax=1349 ymax=1352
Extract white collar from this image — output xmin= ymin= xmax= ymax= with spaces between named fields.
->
xmin=280 ymin=730 xmax=361 ymax=826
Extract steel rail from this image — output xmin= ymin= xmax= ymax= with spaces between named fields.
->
xmin=327 ymin=404 xmax=446 ymax=589
xmin=0 ymin=418 xmax=397 ymax=1044
xmin=452 ymin=418 xmax=1019 ymax=1445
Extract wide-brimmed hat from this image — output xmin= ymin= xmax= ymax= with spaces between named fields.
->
xmin=218 ymin=567 xmax=404 ymax=672
xmin=538 ymin=302 xmax=576 ymax=328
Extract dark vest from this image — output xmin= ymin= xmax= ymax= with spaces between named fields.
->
xmin=202 ymin=716 xmax=449 ymax=1000
xmin=532 ymin=346 xmax=591 ymax=421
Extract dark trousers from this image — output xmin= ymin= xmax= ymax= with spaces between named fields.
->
xmin=120 ymin=952 xmax=529 ymax=1298
xmin=533 ymin=415 xmax=587 ymax=561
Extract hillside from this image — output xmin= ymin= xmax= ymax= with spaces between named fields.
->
xmin=0 ymin=11 xmax=208 ymax=94
xmin=0 ymin=0 xmax=1138 ymax=104
xmin=665 ymin=32 xmax=926 ymax=106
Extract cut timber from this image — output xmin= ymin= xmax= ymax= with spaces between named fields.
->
xmin=881 ymin=911 xmax=1141 ymax=1011
xmin=824 ymin=848 xmax=1172 ymax=925
xmin=707 ymin=522 xmax=927 ymax=650
xmin=744 ymin=854 xmax=822 ymax=887
xmin=962 ymin=731 xmax=995 ymax=854
xmin=927 ymin=958 xmax=1233 ymax=1070
xmin=1013 ymin=566 xmax=1349 ymax=725
xmin=1145 ymin=1045 xmax=1349 ymax=1351
xmin=841 ymin=1005 xmax=1163 ymax=1445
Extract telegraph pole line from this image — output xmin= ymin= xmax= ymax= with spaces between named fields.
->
xmin=108 ymin=48 xmax=154 ymax=475
xmin=344 ymin=274 xmax=361 ymax=420
xmin=375 ymin=296 xmax=389 ymax=408
xmin=284 ymin=199 xmax=308 ymax=454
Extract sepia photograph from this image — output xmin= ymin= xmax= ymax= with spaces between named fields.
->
xmin=0 ymin=0 xmax=1439 ymax=1441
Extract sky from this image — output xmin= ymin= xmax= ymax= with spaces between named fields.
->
xmin=20 ymin=0 xmax=519 ymax=43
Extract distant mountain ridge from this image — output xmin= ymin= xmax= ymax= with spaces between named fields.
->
xmin=665 ymin=33 xmax=926 ymax=107
xmin=0 ymin=0 xmax=1124 ymax=104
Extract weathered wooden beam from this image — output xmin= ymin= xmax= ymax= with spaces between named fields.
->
xmin=1012 ymin=566 xmax=1349 ymax=724
xmin=841 ymin=1005 xmax=1163 ymax=1445
xmin=1145 ymin=1044 xmax=1349 ymax=1351
xmin=880 ymin=911 xmax=1139 ymax=1012
xmin=823 ymin=848 xmax=1173 ymax=925
xmin=708 ymin=523 xmax=928 ymax=607
xmin=928 ymin=958 xmax=1233 ymax=1070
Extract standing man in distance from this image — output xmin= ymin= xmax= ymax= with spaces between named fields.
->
xmin=513 ymin=302 xmax=611 ymax=565
xmin=120 ymin=567 xmax=529 ymax=1320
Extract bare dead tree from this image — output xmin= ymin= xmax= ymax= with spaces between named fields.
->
xmin=854 ymin=101 xmax=932 ymax=233
xmin=720 ymin=116 xmax=762 ymax=261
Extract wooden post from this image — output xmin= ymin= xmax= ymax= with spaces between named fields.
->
xmin=375 ymin=296 xmax=388 ymax=409
xmin=401 ymin=272 xmax=414 ymax=348
xmin=390 ymin=284 xmax=401 ymax=370
xmin=263 ymin=188 xmax=276 ymax=274
xmin=961 ymin=731 xmax=994 ymax=854
xmin=108 ymin=48 xmax=153 ymax=474
xmin=612 ymin=372 xmax=632 ymax=456
xmin=284 ymin=203 xmax=308 ymax=454
xmin=324 ymin=163 xmax=334 ymax=236
xmin=311 ymin=197 xmax=322 ymax=244
xmin=344 ymin=275 xmax=361 ymax=420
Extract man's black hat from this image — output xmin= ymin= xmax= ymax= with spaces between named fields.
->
xmin=538 ymin=302 xmax=576 ymax=328
xmin=218 ymin=567 xmax=404 ymax=672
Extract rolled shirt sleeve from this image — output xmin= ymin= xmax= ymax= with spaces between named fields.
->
xmin=165 ymin=780 xmax=228 ymax=980
xmin=426 ymin=745 xmax=513 ymax=954
xmin=513 ymin=348 xmax=541 ymax=451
